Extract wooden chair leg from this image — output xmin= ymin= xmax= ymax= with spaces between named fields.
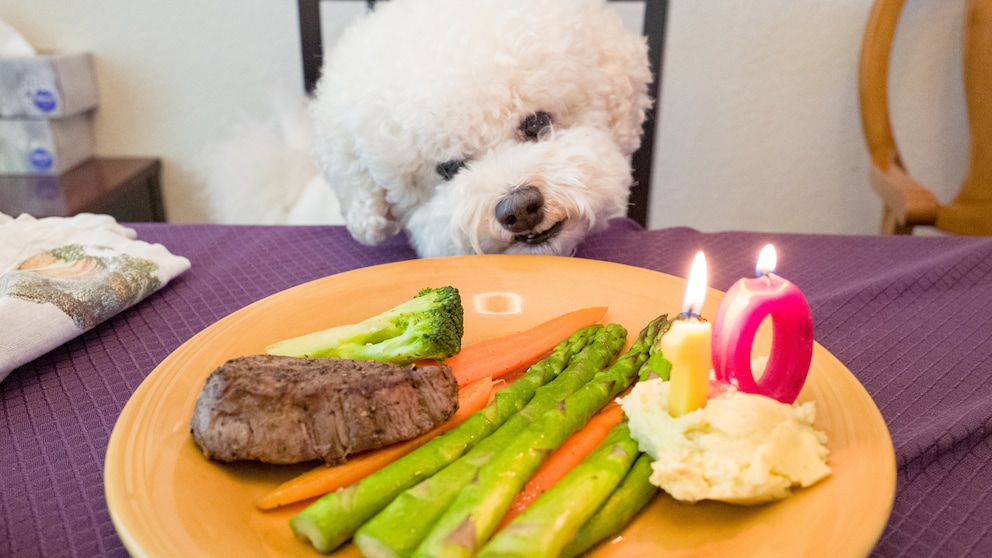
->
xmin=880 ymin=205 xmax=914 ymax=235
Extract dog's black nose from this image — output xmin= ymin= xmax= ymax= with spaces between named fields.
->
xmin=496 ymin=185 xmax=545 ymax=233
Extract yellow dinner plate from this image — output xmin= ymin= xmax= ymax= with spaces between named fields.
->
xmin=105 ymin=255 xmax=896 ymax=557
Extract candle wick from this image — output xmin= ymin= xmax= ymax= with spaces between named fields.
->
xmin=680 ymin=311 xmax=704 ymax=321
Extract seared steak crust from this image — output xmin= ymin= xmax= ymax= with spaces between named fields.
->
xmin=190 ymin=354 xmax=459 ymax=465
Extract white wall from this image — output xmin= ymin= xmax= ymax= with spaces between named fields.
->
xmin=0 ymin=0 xmax=971 ymax=234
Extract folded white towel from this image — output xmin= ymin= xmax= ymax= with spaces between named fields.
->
xmin=0 ymin=212 xmax=191 ymax=381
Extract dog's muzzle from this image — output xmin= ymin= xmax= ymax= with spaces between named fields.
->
xmin=495 ymin=185 xmax=563 ymax=245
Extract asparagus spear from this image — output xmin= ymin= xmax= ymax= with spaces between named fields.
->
xmin=478 ymin=422 xmax=640 ymax=558
xmin=354 ymin=323 xmax=628 ymax=558
xmin=290 ymin=324 xmax=603 ymax=553
xmin=560 ymin=452 xmax=659 ymax=558
xmin=413 ymin=314 xmax=671 ymax=558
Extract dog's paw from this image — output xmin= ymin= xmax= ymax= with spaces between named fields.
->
xmin=344 ymin=194 xmax=400 ymax=245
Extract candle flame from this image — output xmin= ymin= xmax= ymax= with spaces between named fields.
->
xmin=755 ymin=244 xmax=777 ymax=277
xmin=683 ymin=251 xmax=707 ymax=316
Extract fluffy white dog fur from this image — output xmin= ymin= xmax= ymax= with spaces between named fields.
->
xmin=311 ymin=0 xmax=652 ymax=257
xmin=198 ymin=89 xmax=345 ymax=226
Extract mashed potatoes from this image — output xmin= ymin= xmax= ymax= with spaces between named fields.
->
xmin=619 ymin=379 xmax=831 ymax=505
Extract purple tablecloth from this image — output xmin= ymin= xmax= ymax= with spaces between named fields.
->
xmin=3 ymin=218 xmax=992 ymax=557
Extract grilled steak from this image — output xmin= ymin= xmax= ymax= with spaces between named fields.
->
xmin=190 ymin=354 xmax=459 ymax=465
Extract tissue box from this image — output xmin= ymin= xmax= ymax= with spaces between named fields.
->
xmin=0 ymin=112 xmax=94 ymax=175
xmin=0 ymin=52 xmax=98 ymax=118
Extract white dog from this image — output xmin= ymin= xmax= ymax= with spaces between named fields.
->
xmin=311 ymin=0 xmax=652 ymax=257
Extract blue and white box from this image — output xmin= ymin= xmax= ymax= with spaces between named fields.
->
xmin=0 ymin=112 xmax=94 ymax=175
xmin=0 ymin=52 xmax=98 ymax=175
xmin=0 ymin=52 xmax=99 ymax=118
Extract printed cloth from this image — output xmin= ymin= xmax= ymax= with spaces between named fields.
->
xmin=0 ymin=212 xmax=190 ymax=381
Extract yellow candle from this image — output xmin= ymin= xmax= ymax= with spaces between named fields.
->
xmin=665 ymin=251 xmax=713 ymax=417
xmin=663 ymin=319 xmax=712 ymax=416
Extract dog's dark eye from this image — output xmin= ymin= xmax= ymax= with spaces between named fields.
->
xmin=521 ymin=112 xmax=553 ymax=141
xmin=436 ymin=159 xmax=466 ymax=181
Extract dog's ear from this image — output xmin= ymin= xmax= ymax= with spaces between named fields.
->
xmin=309 ymin=89 xmax=405 ymax=245
xmin=311 ymin=133 xmax=400 ymax=246
xmin=594 ymin=27 xmax=654 ymax=157
xmin=309 ymin=93 xmax=402 ymax=245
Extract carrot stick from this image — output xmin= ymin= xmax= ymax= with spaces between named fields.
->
xmin=256 ymin=376 xmax=494 ymax=510
xmin=447 ymin=306 xmax=608 ymax=386
xmin=497 ymin=401 xmax=626 ymax=528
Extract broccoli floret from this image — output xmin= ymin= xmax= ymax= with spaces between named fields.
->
xmin=266 ymin=286 xmax=464 ymax=364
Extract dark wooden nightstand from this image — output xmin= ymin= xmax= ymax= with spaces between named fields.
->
xmin=0 ymin=157 xmax=165 ymax=222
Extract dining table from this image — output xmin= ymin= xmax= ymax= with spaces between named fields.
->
xmin=2 ymin=216 xmax=991 ymax=557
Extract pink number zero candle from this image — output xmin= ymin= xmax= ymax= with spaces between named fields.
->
xmin=711 ymin=244 xmax=814 ymax=404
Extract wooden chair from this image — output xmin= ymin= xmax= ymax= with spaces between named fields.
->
xmin=859 ymin=0 xmax=992 ymax=235
xmin=296 ymin=0 xmax=669 ymax=228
